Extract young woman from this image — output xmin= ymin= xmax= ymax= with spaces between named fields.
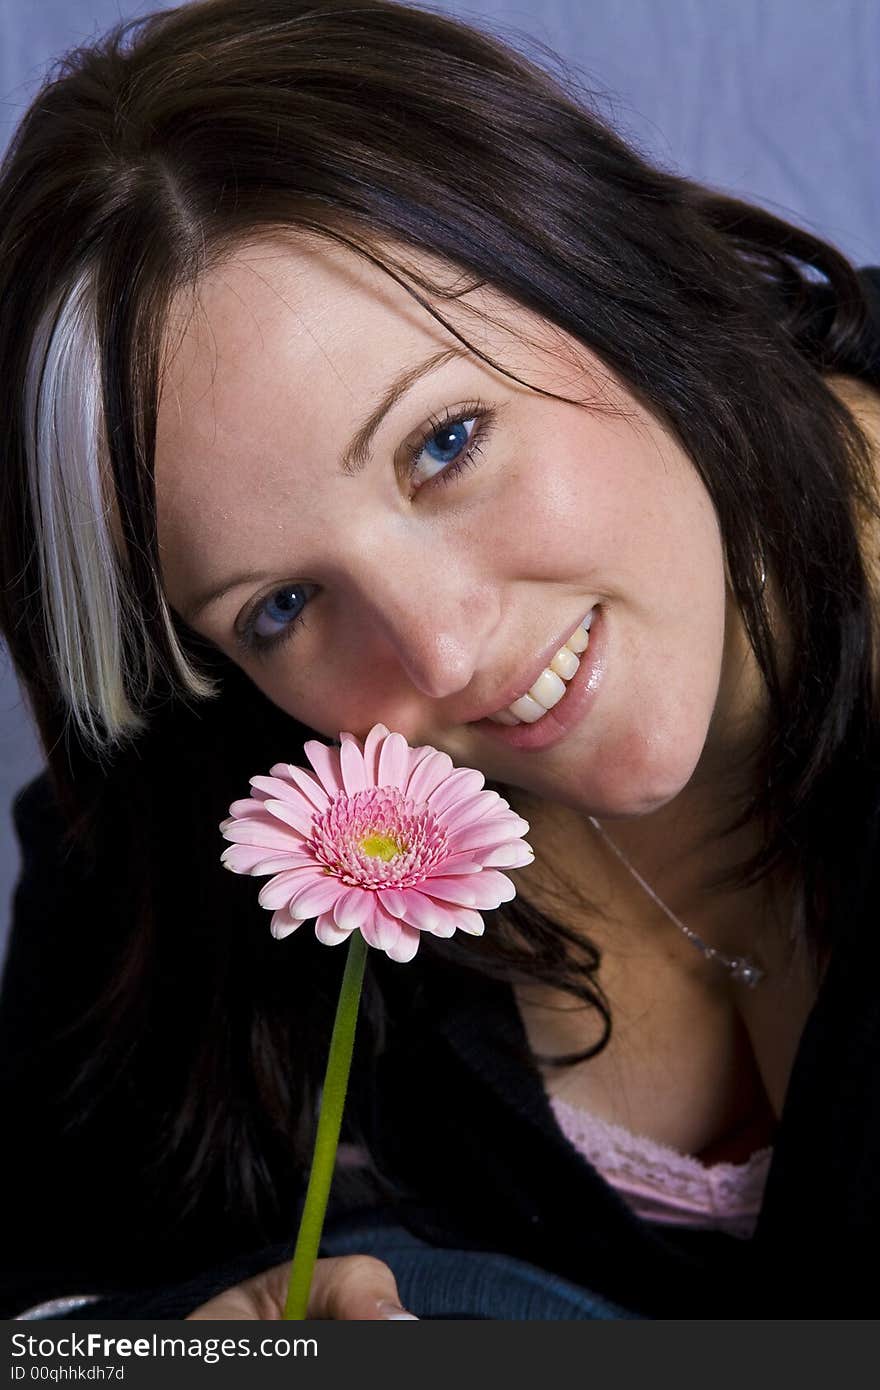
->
xmin=1 ymin=0 xmax=879 ymax=1320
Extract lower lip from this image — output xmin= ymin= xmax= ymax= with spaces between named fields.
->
xmin=472 ymin=604 xmax=608 ymax=751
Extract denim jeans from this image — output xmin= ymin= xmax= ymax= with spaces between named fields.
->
xmin=13 ymin=1214 xmax=644 ymax=1322
xmin=319 ymin=1213 xmax=644 ymax=1320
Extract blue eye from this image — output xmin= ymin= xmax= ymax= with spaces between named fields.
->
xmin=236 ymin=584 xmax=312 ymax=659
xmin=235 ymin=398 xmax=497 ymax=660
xmin=407 ymin=402 xmax=494 ymax=489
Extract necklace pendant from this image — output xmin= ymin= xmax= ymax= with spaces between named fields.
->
xmin=727 ymin=956 xmax=765 ymax=988
xmin=587 ymin=817 xmax=769 ymax=989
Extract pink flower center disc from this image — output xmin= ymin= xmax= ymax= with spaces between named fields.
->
xmin=308 ymin=786 xmax=451 ymax=889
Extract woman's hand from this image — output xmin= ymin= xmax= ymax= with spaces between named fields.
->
xmin=185 ymin=1254 xmax=418 ymax=1320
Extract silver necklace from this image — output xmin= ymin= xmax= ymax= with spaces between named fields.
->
xmin=587 ymin=816 xmax=766 ymax=989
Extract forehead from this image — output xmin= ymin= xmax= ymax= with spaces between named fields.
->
xmin=155 ymin=232 xmax=574 ymax=435
xmin=156 ymin=233 xmax=448 ymax=484
xmin=153 ymin=233 xmax=588 ymax=597
xmin=154 ymin=234 xmax=453 ymax=597
xmin=155 ymin=229 xmax=588 ymax=467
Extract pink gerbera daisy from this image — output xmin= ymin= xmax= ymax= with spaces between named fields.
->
xmin=219 ymin=723 xmax=533 ymax=962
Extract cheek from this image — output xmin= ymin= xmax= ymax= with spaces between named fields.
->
xmin=246 ymin=656 xmax=421 ymax=744
xmin=451 ymin=450 xmax=592 ymax=595
xmin=492 ymin=414 xmax=650 ymax=583
xmin=237 ymin=657 xmax=329 ymax=734
xmin=507 ymin=447 xmax=588 ymax=557
xmin=589 ymin=589 xmax=728 ymax=814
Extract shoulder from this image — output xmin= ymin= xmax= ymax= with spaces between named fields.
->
xmin=2 ymin=768 xmax=110 ymax=1060
xmin=819 ymin=263 xmax=880 ymax=407
xmin=823 ymin=368 xmax=880 ymax=492
xmin=11 ymin=767 xmax=62 ymax=845
xmin=9 ymin=766 xmax=93 ymax=888
xmin=821 ymin=357 xmax=880 ymax=622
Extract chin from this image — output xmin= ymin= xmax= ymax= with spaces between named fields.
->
xmin=578 ymin=719 xmax=710 ymax=821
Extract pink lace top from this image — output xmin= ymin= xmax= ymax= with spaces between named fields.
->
xmin=549 ymin=1095 xmax=773 ymax=1240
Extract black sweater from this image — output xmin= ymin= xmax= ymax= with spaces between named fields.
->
xmin=2 ymin=735 xmax=880 ymax=1321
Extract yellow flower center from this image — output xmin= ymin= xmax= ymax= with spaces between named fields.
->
xmin=360 ymin=832 xmax=403 ymax=862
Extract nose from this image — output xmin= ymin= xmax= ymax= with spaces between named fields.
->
xmin=343 ymin=548 xmax=500 ymax=702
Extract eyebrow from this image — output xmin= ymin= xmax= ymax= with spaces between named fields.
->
xmin=177 ymin=345 xmax=467 ymax=625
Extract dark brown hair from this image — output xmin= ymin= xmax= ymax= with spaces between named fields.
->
xmin=1 ymin=0 xmax=879 ymax=1239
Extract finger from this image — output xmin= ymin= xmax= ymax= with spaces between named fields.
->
xmin=186 ymin=1262 xmax=293 ymax=1320
xmin=186 ymin=1286 xmax=268 ymax=1320
xmin=307 ymin=1254 xmax=418 ymax=1320
xmin=186 ymin=1254 xmax=420 ymax=1322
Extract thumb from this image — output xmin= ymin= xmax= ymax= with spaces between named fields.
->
xmin=307 ymin=1254 xmax=419 ymax=1320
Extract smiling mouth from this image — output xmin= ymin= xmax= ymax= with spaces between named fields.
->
xmin=486 ymin=608 xmax=595 ymax=726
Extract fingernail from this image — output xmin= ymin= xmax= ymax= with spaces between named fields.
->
xmin=377 ymin=1300 xmax=419 ymax=1320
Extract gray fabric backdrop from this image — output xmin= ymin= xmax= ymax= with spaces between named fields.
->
xmin=1 ymin=0 xmax=878 ymax=964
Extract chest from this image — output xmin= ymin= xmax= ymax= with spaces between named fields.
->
xmin=514 ymin=929 xmax=821 ymax=1165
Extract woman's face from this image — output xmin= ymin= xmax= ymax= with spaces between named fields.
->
xmin=156 ymin=233 xmax=757 ymax=822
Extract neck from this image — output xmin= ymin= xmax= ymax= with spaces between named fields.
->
xmin=506 ymin=755 xmax=799 ymax=978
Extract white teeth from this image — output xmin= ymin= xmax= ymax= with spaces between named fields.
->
xmin=508 ymin=692 xmax=547 ymax=723
xmin=486 ymin=708 xmax=520 ymax=726
xmin=528 ymin=668 xmax=567 ymax=709
xmin=550 ymin=647 xmax=580 ymax=681
xmin=486 ymin=607 xmax=596 ymax=726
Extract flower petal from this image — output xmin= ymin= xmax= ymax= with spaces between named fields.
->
xmin=357 ymin=907 xmax=385 ymax=951
xmin=249 ymin=774 xmax=314 ymax=806
xmin=360 ymin=724 xmax=390 ymax=785
xmin=378 ymin=886 xmax=407 ymax=917
xmin=262 ymin=797 xmax=317 ymax=838
xmin=220 ymin=817 xmax=305 ymax=851
xmin=377 ymin=731 xmax=411 ymax=790
xmin=372 ymin=900 xmax=421 ymax=962
xmin=417 ymin=870 xmax=516 ymax=909
xmin=258 ymin=866 xmax=324 ymax=910
xmin=332 ymin=887 xmax=376 ymax=932
xmin=228 ymin=797 xmax=267 ymax=819
xmin=339 ymin=735 xmax=369 ymax=796
xmin=440 ymin=791 xmax=506 ymax=833
xmin=303 ymin=740 xmax=344 ymax=797
xmin=388 ymin=923 xmax=421 ymax=962
xmin=246 ymin=851 xmax=317 ymax=876
xmin=404 ymin=749 xmax=454 ymax=804
xmin=447 ymin=815 xmax=530 ymax=855
xmin=250 ymin=774 xmax=325 ymax=823
xmin=271 ymin=910 xmax=304 ymax=940
xmin=289 ymin=875 xmax=348 ymax=918
xmin=476 ymin=842 xmax=535 ymax=869
xmin=426 ymin=854 xmax=486 ymax=877
xmin=417 ymin=906 xmax=483 ymax=939
xmin=396 ymin=890 xmax=453 ymax=933
xmin=221 ymin=842 xmax=287 ymax=874
xmin=402 ymin=743 xmax=435 ymax=786
xmin=425 ymin=766 xmax=485 ymax=815
xmin=314 ymin=911 xmax=354 ymax=946
xmin=269 ymin=764 xmax=331 ymax=814
xmin=444 ymin=907 xmax=486 ymax=936
xmin=421 ymin=917 xmax=458 ymax=937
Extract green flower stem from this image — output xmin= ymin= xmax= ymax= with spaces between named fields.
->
xmin=284 ymin=929 xmax=368 ymax=1321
